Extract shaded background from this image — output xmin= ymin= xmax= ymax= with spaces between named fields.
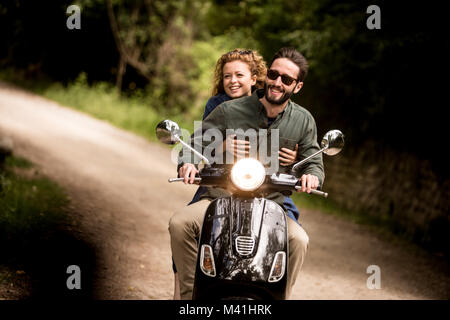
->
xmin=1 ymin=0 xmax=448 ymax=258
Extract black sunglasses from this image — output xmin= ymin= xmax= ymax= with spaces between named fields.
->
xmin=267 ymin=69 xmax=298 ymax=86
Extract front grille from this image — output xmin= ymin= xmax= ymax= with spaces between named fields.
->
xmin=235 ymin=236 xmax=255 ymax=256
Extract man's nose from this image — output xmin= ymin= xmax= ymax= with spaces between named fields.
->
xmin=273 ymin=75 xmax=282 ymax=86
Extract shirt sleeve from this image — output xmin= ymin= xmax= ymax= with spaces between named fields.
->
xmin=294 ymin=114 xmax=325 ymax=187
xmin=178 ymin=104 xmax=227 ymax=167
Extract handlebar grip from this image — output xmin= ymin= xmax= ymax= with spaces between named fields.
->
xmin=295 ymin=186 xmax=328 ymax=198
xmin=168 ymin=177 xmax=202 ymax=183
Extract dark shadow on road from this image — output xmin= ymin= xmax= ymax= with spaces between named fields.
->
xmin=1 ymin=225 xmax=98 ymax=300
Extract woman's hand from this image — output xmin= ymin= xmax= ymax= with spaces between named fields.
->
xmin=279 ymin=144 xmax=298 ymax=166
xmin=222 ymin=134 xmax=250 ymax=158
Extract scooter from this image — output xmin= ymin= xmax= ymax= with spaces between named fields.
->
xmin=156 ymin=120 xmax=344 ymax=300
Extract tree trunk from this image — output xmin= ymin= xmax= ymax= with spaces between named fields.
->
xmin=116 ymin=56 xmax=126 ymax=94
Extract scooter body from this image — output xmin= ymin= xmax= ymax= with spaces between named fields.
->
xmin=192 ymin=196 xmax=288 ymax=300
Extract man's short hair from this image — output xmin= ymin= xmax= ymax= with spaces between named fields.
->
xmin=270 ymin=47 xmax=308 ymax=82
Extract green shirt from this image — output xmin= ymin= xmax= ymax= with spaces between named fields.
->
xmin=179 ymin=89 xmax=325 ymax=207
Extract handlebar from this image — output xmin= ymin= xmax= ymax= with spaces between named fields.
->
xmin=168 ymin=177 xmax=202 ymax=183
xmin=168 ymin=177 xmax=328 ymax=198
xmin=294 ymin=186 xmax=328 ymax=198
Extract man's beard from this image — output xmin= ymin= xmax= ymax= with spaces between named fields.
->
xmin=264 ymin=83 xmax=295 ymax=105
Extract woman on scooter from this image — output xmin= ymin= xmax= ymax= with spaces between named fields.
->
xmin=172 ymin=48 xmax=301 ymax=299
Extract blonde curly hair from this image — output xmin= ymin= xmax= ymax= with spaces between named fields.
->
xmin=212 ymin=49 xmax=267 ymax=96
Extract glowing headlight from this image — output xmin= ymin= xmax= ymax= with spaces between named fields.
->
xmin=230 ymin=158 xmax=266 ymax=191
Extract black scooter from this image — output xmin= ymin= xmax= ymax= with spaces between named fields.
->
xmin=156 ymin=120 xmax=344 ymax=300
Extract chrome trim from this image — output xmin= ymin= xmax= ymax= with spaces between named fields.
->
xmin=235 ymin=236 xmax=255 ymax=256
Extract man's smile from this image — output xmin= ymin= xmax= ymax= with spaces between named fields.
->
xmin=269 ymin=85 xmax=284 ymax=96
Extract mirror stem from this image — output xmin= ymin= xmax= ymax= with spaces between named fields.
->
xmin=291 ymin=146 xmax=328 ymax=173
xmin=175 ymin=136 xmax=211 ymax=166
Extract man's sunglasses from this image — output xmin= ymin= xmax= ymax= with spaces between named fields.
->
xmin=267 ymin=69 xmax=298 ymax=86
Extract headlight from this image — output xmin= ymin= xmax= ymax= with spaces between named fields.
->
xmin=230 ymin=158 xmax=266 ymax=191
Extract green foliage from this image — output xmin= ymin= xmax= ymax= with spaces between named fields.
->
xmin=4 ymin=156 xmax=32 ymax=169
xmin=1 ymin=0 xmax=443 ymax=152
xmin=204 ymin=0 xmax=444 ymax=156
xmin=291 ymin=191 xmax=415 ymax=248
xmin=42 ymin=73 xmax=168 ymax=142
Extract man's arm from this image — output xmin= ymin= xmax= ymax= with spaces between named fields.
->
xmin=177 ymin=105 xmax=228 ymax=183
xmin=294 ymin=114 xmax=325 ymax=192
xmin=177 ymin=97 xmax=220 ymax=174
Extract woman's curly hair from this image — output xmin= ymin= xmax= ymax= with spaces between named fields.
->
xmin=212 ymin=49 xmax=267 ymax=96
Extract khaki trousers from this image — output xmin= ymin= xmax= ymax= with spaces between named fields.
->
xmin=169 ymin=199 xmax=309 ymax=299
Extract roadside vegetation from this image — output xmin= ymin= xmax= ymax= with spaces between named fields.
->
xmin=0 ymin=155 xmax=69 ymax=298
xmin=0 ymin=70 xmax=196 ymax=142
xmin=291 ymin=192 xmax=421 ymax=252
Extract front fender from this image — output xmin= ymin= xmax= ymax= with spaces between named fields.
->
xmin=199 ymin=196 xmax=288 ymax=282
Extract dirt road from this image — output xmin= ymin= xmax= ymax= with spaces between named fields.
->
xmin=0 ymin=81 xmax=448 ymax=299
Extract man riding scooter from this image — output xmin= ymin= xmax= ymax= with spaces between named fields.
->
xmin=169 ymin=47 xmax=324 ymax=300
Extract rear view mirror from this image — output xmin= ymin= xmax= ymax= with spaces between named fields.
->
xmin=321 ymin=130 xmax=345 ymax=156
xmin=291 ymin=129 xmax=345 ymax=173
xmin=156 ymin=120 xmax=181 ymax=145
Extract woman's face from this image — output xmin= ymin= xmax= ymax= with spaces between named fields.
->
xmin=222 ymin=60 xmax=257 ymax=99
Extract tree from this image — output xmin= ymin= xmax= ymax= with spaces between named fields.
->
xmin=106 ymin=0 xmax=180 ymax=92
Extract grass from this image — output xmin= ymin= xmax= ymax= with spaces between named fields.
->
xmin=0 ymin=155 xmax=97 ymax=299
xmin=292 ymin=191 xmax=372 ymax=225
xmin=291 ymin=190 xmax=430 ymax=254
xmin=0 ymin=155 xmax=70 ymax=299
xmin=0 ymin=70 xmax=197 ymax=143
xmin=42 ymin=73 xmax=198 ymax=143
xmin=0 ymin=155 xmax=69 ymax=262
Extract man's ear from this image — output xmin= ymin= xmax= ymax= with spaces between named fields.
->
xmin=294 ymin=81 xmax=303 ymax=94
